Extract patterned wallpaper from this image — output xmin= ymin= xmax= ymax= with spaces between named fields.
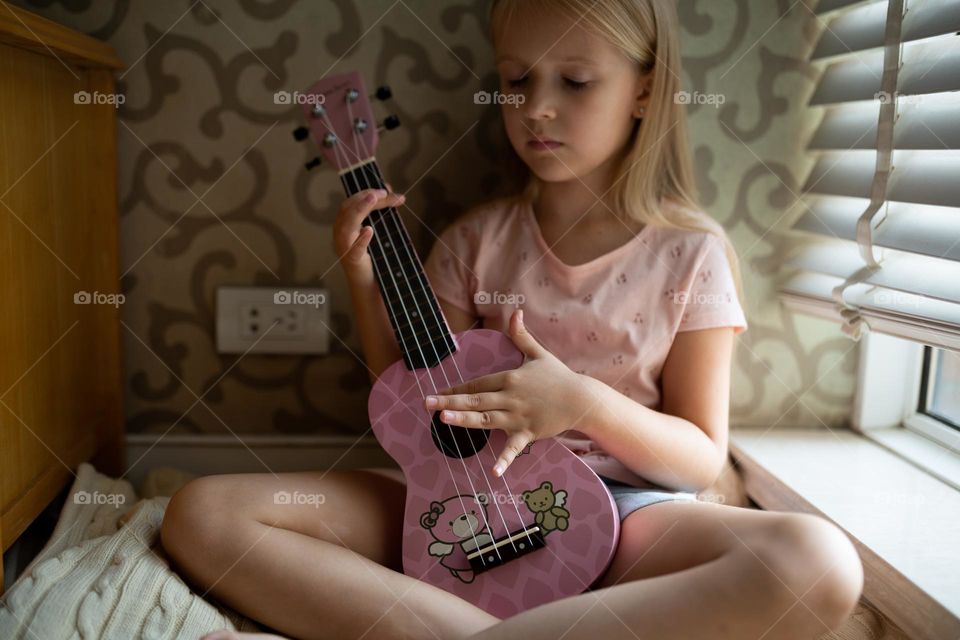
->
xmin=10 ymin=0 xmax=856 ymax=437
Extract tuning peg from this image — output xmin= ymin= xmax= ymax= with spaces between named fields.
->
xmin=378 ymin=115 xmax=401 ymax=133
xmin=292 ymin=126 xmax=309 ymax=141
xmin=304 ymin=157 xmax=322 ymax=170
xmin=373 ymin=85 xmax=392 ymax=101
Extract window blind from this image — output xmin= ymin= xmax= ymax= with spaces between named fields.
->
xmin=781 ymin=0 xmax=960 ymax=351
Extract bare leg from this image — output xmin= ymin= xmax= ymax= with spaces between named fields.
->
xmin=466 ymin=501 xmax=863 ymax=640
xmin=161 ymin=468 xmax=499 ymax=640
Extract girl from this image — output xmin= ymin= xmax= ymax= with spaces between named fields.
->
xmin=163 ymin=1 xmax=864 ymax=639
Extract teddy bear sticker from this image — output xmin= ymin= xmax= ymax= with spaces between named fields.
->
xmin=521 ymin=481 xmax=570 ymax=536
xmin=420 ymin=492 xmax=493 ymax=584
xmin=420 ymin=479 xmax=570 ymax=584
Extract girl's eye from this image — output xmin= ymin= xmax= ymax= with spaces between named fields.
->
xmin=506 ymin=76 xmax=590 ymax=91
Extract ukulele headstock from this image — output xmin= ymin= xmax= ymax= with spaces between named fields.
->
xmin=291 ymin=71 xmax=399 ymax=173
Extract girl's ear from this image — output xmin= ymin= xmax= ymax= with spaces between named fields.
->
xmin=633 ymin=70 xmax=655 ymax=119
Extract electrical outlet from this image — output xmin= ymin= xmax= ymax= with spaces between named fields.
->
xmin=239 ymin=303 xmax=305 ymax=338
xmin=216 ymin=286 xmax=330 ymax=354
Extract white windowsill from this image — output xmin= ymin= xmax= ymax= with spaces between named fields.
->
xmin=730 ymin=426 xmax=960 ymax=640
xmin=865 ymin=422 xmax=960 ymax=493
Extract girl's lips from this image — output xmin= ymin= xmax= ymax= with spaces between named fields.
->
xmin=527 ymin=139 xmax=563 ymax=151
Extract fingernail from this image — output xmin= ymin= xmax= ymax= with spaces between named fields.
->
xmin=376 ymin=188 xmax=387 ymax=197
xmin=493 ymin=463 xmax=505 ymax=477
xmin=425 ymin=396 xmax=437 ymax=408
xmin=518 ymin=309 xmax=524 ymax=324
xmin=441 ymin=410 xmax=455 ymax=422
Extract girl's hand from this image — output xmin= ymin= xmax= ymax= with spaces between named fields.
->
xmin=424 ymin=308 xmax=590 ymax=477
xmin=333 ymin=185 xmax=405 ymax=286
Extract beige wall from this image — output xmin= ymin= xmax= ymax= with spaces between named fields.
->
xmin=11 ymin=0 xmax=855 ymax=436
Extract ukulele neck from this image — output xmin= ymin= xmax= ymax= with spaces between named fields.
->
xmin=338 ymin=158 xmax=457 ymax=371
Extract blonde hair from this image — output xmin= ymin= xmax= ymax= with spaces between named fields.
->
xmin=489 ymin=0 xmax=743 ymax=301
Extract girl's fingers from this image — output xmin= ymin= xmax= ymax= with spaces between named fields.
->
xmin=350 ymin=188 xmax=385 ymax=213
xmin=336 ymin=189 xmax=383 ymax=235
xmin=494 ymin=432 xmax=533 ymax=477
xmin=374 ymin=190 xmax=405 ymax=208
xmin=424 ymin=391 xmax=511 ymax=412
xmin=342 ymin=189 xmax=405 ymax=228
xmin=438 ymin=409 xmax=510 ymax=430
xmin=437 ymin=371 xmax=507 ymax=397
xmin=346 ymin=225 xmax=374 ymax=261
xmin=335 ymin=191 xmax=404 ymax=256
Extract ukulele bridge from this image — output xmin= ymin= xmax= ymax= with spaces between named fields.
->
xmin=465 ymin=525 xmax=546 ymax=574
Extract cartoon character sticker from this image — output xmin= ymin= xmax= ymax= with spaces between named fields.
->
xmin=522 ymin=481 xmax=569 ymax=535
xmin=421 ymin=493 xmax=493 ymax=584
xmin=420 ymin=478 xmax=572 ymax=584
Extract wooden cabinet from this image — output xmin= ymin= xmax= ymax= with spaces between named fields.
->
xmin=0 ymin=5 xmax=124 ymax=594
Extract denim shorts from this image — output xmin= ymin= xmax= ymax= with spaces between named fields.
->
xmin=599 ymin=474 xmax=699 ymax=521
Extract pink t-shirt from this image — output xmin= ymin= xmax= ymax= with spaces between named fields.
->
xmin=423 ymin=194 xmax=747 ymax=489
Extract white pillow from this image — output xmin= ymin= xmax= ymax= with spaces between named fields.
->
xmin=0 ymin=463 xmax=264 ymax=639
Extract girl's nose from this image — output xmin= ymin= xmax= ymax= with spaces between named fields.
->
xmin=520 ymin=83 xmax=556 ymax=120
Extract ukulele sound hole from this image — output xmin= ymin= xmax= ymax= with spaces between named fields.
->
xmin=430 ymin=410 xmax=490 ymax=460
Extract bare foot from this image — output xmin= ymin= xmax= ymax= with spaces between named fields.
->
xmin=201 ymin=631 xmax=290 ymax=640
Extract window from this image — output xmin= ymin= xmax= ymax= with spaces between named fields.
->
xmin=920 ymin=347 xmax=960 ymax=430
xmin=853 ymin=331 xmax=960 ymax=490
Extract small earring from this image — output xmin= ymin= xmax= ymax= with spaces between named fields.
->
xmin=636 ymin=107 xmax=646 ymax=118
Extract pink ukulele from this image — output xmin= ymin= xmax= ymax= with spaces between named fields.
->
xmin=294 ymin=71 xmax=620 ymax=618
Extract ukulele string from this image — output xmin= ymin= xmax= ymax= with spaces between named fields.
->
xmin=361 ymin=158 xmax=533 ymax=550
xmin=324 ymin=101 xmax=499 ymax=562
xmin=351 ymin=125 xmax=533 ymax=550
xmin=342 ymin=106 xmax=505 ymax=558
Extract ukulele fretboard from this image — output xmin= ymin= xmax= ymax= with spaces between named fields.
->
xmin=339 ymin=160 xmax=457 ymax=370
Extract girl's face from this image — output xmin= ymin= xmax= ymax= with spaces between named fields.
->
xmin=494 ymin=7 xmax=651 ymax=186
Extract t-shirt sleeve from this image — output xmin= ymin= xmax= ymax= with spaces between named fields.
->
xmin=422 ymin=217 xmax=480 ymax=316
xmin=677 ymin=234 xmax=747 ymax=334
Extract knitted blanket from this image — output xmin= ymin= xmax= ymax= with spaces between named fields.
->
xmin=0 ymin=462 xmax=264 ymax=639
